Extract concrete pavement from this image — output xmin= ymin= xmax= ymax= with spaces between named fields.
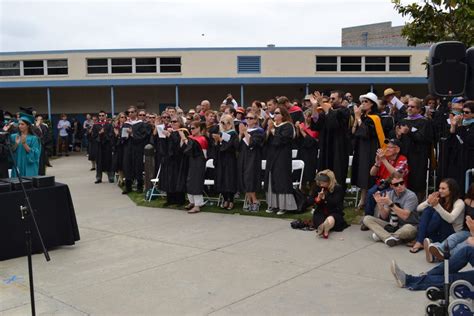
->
xmin=1 ymin=154 xmax=431 ymax=315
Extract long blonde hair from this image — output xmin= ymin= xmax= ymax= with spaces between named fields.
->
xmin=316 ymin=169 xmax=337 ymax=193
xmin=219 ymin=114 xmax=235 ymax=133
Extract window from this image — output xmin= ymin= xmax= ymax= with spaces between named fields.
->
xmin=340 ymin=56 xmax=361 ymax=71
xmin=87 ymin=59 xmax=108 ymax=74
xmin=316 ymin=56 xmax=337 ymax=71
xmin=47 ymin=59 xmax=68 ymax=75
xmin=111 ymin=58 xmax=132 ymax=73
xmin=160 ymin=57 xmax=181 ymax=73
xmin=237 ymin=56 xmax=261 ymax=73
xmin=0 ymin=61 xmax=20 ymax=76
xmin=389 ymin=56 xmax=410 ymax=71
xmin=136 ymin=57 xmax=157 ymax=73
xmin=23 ymin=60 xmax=44 ymax=76
xmin=365 ymin=56 xmax=386 ymax=71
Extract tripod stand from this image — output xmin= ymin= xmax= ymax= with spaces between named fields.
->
xmin=4 ymin=133 xmax=50 ymax=316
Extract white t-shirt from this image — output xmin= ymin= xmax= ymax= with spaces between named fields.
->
xmin=57 ymin=119 xmax=71 ymax=137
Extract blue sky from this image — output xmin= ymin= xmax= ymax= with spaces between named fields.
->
xmin=0 ymin=0 xmax=410 ymax=52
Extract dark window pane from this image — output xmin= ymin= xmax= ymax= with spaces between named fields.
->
xmin=390 ymin=56 xmax=410 ymax=64
xmin=47 ymin=60 xmax=67 ymax=67
xmin=316 ymin=64 xmax=337 ymax=71
xmin=48 ymin=68 xmax=68 ymax=75
xmin=341 ymin=64 xmax=361 ymax=71
xmin=160 ymin=57 xmax=181 ymax=65
xmin=0 ymin=69 xmax=20 ymax=76
xmin=136 ymin=58 xmax=156 ymax=65
xmin=112 ymin=58 xmax=132 ymax=66
xmin=365 ymin=64 xmax=386 ymax=71
xmin=0 ymin=61 xmax=20 ymax=68
xmin=136 ymin=66 xmax=157 ymax=73
xmin=23 ymin=60 xmax=43 ymax=68
xmin=341 ymin=56 xmax=361 ymax=64
xmin=366 ymin=56 xmax=385 ymax=64
xmin=87 ymin=67 xmax=108 ymax=74
xmin=24 ymin=68 xmax=44 ymax=75
xmin=160 ymin=65 xmax=181 ymax=73
xmin=87 ymin=59 xmax=107 ymax=66
xmin=111 ymin=66 xmax=132 ymax=73
xmin=389 ymin=64 xmax=410 ymax=71
xmin=316 ymin=56 xmax=337 ymax=64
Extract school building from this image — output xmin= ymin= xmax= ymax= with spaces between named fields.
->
xmin=0 ymin=46 xmax=430 ymax=119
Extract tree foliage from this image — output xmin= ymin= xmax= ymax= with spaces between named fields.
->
xmin=392 ymin=0 xmax=474 ymax=46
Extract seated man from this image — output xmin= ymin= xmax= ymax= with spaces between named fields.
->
xmin=362 ymin=138 xmax=408 ymax=228
xmin=362 ymin=174 xmax=419 ymax=247
xmin=391 ymin=216 xmax=474 ymax=290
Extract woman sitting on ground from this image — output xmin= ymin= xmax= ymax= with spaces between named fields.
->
xmin=409 ymin=178 xmax=465 ymax=253
xmin=312 ymin=169 xmax=349 ymax=239
xmin=180 ymin=121 xmax=208 ymax=214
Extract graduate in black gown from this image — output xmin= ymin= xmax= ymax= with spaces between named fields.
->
xmin=121 ymin=106 xmax=149 ymax=194
xmin=33 ymin=115 xmax=50 ymax=176
xmin=158 ymin=116 xmax=188 ymax=206
xmin=112 ymin=112 xmax=127 ymax=186
xmin=264 ymin=106 xmax=297 ymax=215
xmin=295 ymin=112 xmax=319 ymax=193
xmin=351 ymin=92 xmax=386 ymax=209
xmin=92 ymin=110 xmax=115 ymax=183
xmin=87 ymin=115 xmax=98 ymax=171
xmin=237 ymin=110 xmax=265 ymax=212
xmin=309 ymin=92 xmax=351 ymax=189
xmin=398 ymin=97 xmax=433 ymax=200
xmin=213 ymin=114 xmax=239 ymax=210
xmin=181 ymin=121 xmax=208 ymax=213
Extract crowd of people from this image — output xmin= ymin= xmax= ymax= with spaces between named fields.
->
xmin=1 ymin=88 xmax=473 ymax=292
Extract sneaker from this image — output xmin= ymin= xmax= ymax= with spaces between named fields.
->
xmin=385 ymin=236 xmax=400 ymax=247
xmin=372 ymin=233 xmax=381 ymax=242
xmin=390 ymin=260 xmax=406 ymax=288
xmin=250 ymin=203 xmax=259 ymax=213
xmin=276 ymin=210 xmax=286 ymax=215
xmin=423 ymin=238 xmax=433 ymax=262
xmin=265 ymin=207 xmax=275 ymax=214
xmin=429 ymin=244 xmax=445 ymax=262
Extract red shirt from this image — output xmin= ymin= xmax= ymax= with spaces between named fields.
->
xmin=376 ymin=154 xmax=409 ymax=185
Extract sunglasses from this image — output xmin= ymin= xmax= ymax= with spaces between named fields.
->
xmin=391 ymin=181 xmax=405 ymax=187
xmin=246 ymin=117 xmax=255 ymax=120
xmin=220 ymin=121 xmax=228 ymax=125
xmin=149 ymin=116 xmax=156 ymax=119
xmin=463 ymin=111 xmax=472 ymax=115
xmin=138 ymin=114 xmax=146 ymax=116
xmin=190 ymin=127 xmax=196 ymax=130
xmin=274 ymin=111 xmax=281 ymax=115
xmin=171 ymin=120 xmax=178 ymax=123
xmin=162 ymin=116 xmax=170 ymax=119
xmin=120 ymin=116 xmax=126 ymax=119
xmin=361 ymin=100 xmax=370 ymax=103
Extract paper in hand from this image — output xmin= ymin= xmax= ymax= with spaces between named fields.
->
xmin=221 ymin=132 xmax=231 ymax=142
xmin=157 ymin=124 xmax=166 ymax=138
xmin=121 ymin=128 xmax=129 ymax=138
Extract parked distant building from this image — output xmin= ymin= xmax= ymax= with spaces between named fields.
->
xmin=342 ymin=22 xmax=409 ymax=47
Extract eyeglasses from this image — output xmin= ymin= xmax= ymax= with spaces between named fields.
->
xmin=391 ymin=181 xmax=405 ymax=187
xmin=463 ymin=111 xmax=472 ymax=115
xmin=246 ymin=117 xmax=255 ymax=120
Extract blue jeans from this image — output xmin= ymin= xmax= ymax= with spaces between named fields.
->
xmin=432 ymin=230 xmax=471 ymax=257
xmin=416 ymin=207 xmax=455 ymax=243
xmin=364 ymin=184 xmax=390 ymax=216
xmin=406 ymin=244 xmax=474 ymax=290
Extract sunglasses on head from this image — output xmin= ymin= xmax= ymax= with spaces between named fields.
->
xmin=391 ymin=181 xmax=405 ymax=187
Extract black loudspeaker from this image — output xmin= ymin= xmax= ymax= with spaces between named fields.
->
xmin=466 ymin=47 xmax=474 ymax=100
xmin=428 ymin=41 xmax=467 ymax=97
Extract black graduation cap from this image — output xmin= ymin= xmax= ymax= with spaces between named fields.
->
xmin=19 ymin=106 xmax=34 ymax=115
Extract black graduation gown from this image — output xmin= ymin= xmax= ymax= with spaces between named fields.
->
xmin=92 ymin=122 xmax=114 ymax=173
xmin=214 ymin=131 xmax=239 ymax=193
xmin=88 ymin=127 xmax=98 ymax=162
xmin=122 ymin=121 xmax=149 ymax=183
xmin=351 ymin=115 xmax=384 ymax=190
xmin=32 ymin=124 xmax=48 ymax=176
xmin=111 ymin=128 xmax=124 ymax=172
xmin=454 ymin=122 xmax=474 ymax=191
xmin=183 ymin=138 xmax=206 ymax=195
xmin=311 ymin=108 xmax=351 ymax=187
xmin=264 ymin=122 xmax=294 ymax=194
xmin=158 ymin=131 xmax=187 ymax=193
xmin=237 ymin=128 xmax=265 ymax=192
xmin=296 ymin=133 xmax=319 ymax=184
xmin=400 ymin=117 xmax=433 ymax=192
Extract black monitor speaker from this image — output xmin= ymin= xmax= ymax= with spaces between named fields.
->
xmin=466 ymin=47 xmax=474 ymax=100
xmin=428 ymin=41 xmax=467 ymax=97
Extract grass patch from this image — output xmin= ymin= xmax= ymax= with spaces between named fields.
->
xmin=127 ymin=191 xmax=363 ymax=225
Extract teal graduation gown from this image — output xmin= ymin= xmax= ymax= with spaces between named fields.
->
xmin=10 ymin=133 xmax=41 ymax=177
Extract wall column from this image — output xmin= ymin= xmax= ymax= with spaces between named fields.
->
xmin=46 ymin=87 xmax=52 ymax=121
xmin=110 ymin=86 xmax=115 ymax=116
xmin=175 ymin=85 xmax=179 ymax=107
xmin=305 ymin=83 xmax=309 ymax=96
xmin=240 ymin=84 xmax=244 ymax=107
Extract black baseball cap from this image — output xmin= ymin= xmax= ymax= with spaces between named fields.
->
xmin=384 ymin=138 xmax=402 ymax=147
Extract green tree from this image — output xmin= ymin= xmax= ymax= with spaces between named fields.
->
xmin=392 ymin=0 xmax=474 ymax=46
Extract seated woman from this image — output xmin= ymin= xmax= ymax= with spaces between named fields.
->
xmin=410 ymin=178 xmax=465 ymax=253
xmin=180 ymin=121 xmax=208 ymax=214
xmin=312 ymin=170 xmax=349 ymax=239
xmin=424 ymin=183 xmax=474 ymax=262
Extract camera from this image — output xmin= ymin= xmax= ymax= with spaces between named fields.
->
xmin=377 ymin=179 xmax=390 ymax=191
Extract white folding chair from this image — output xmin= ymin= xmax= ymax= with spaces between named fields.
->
xmin=292 ymin=149 xmax=298 ymax=159
xmin=203 ymin=159 xmax=223 ymax=206
xmin=291 ymin=160 xmax=305 ymax=190
xmin=147 ymin=165 xmax=165 ymax=201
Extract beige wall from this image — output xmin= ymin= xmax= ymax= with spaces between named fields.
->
xmin=0 ymin=48 xmax=429 ymax=84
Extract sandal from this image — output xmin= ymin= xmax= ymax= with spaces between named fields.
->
xmin=185 ymin=203 xmax=195 ymax=210
xmin=409 ymin=243 xmax=424 ymax=253
xmin=227 ymin=202 xmax=234 ymax=210
xmin=221 ymin=201 xmax=229 ymax=209
xmin=406 ymin=240 xmax=416 ymax=247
